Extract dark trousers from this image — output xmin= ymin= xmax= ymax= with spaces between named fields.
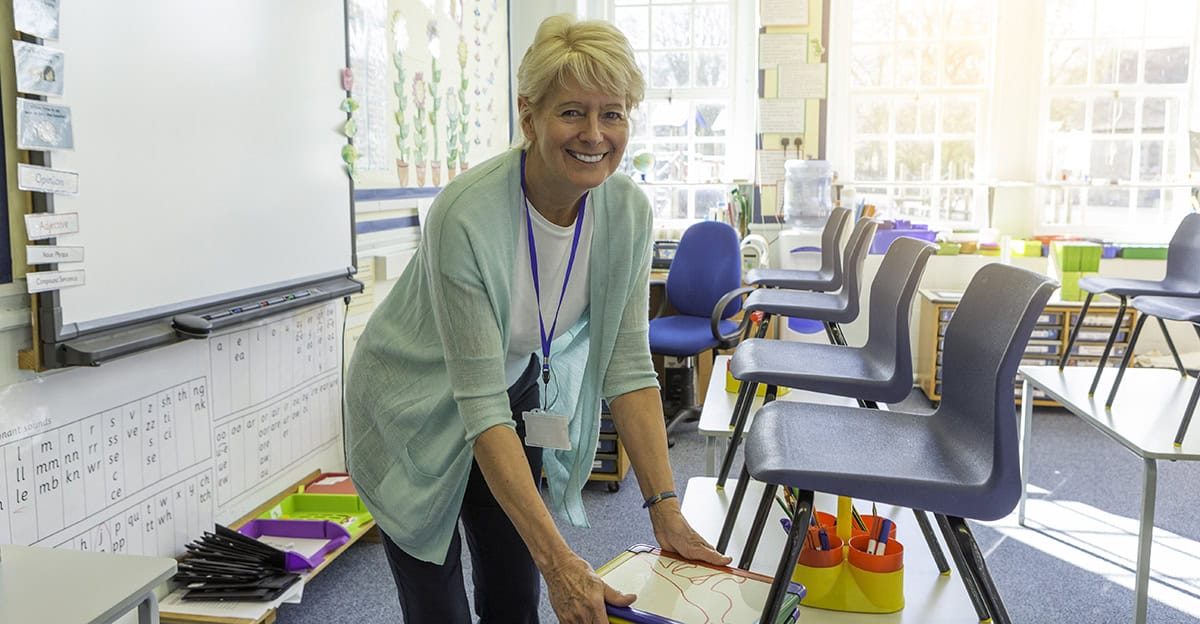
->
xmin=380 ymin=357 xmax=543 ymax=623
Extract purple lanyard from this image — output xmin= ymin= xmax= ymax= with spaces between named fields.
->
xmin=520 ymin=151 xmax=587 ymax=385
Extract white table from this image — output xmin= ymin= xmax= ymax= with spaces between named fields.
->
xmin=0 ymin=545 xmax=176 ymax=624
xmin=682 ymin=479 xmax=975 ymax=622
xmin=698 ymin=355 xmax=860 ymax=475
xmin=1017 ymin=365 xmax=1200 ymax=624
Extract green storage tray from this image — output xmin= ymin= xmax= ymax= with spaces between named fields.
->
xmin=259 ymin=493 xmax=373 ymax=536
xmin=1119 ymin=244 xmax=1169 ymax=260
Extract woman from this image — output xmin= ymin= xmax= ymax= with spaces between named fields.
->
xmin=345 ymin=14 xmax=729 ymax=623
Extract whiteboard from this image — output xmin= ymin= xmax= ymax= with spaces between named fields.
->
xmin=44 ymin=0 xmax=353 ymax=332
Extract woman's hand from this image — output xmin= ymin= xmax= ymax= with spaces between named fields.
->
xmin=543 ymin=552 xmax=636 ymax=624
xmin=649 ymin=498 xmax=733 ymax=566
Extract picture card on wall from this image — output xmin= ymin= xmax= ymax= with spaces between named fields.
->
xmin=24 ymin=211 xmax=79 ymax=240
xmin=27 ymin=269 xmax=85 ymax=294
xmin=13 ymin=40 xmax=65 ymax=97
xmin=16 ymin=98 xmax=74 ymax=150
xmin=26 ymin=245 xmax=84 ymax=265
xmin=13 ymin=0 xmax=61 ymax=40
xmin=17 ymin=163 xmax=79 ymax=195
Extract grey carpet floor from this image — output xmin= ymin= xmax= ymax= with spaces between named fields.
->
xmin=277 ymin=392 xmax=1200 ymax=623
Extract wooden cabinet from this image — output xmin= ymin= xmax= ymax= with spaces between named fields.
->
xmin=916 ymin=290 xmax=1138 ymax=406
xmin=589 ymin=403 xmax=630 ymax=491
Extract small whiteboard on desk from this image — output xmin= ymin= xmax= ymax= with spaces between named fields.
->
xmin=41 ymin=0 xmax=353 ymax=335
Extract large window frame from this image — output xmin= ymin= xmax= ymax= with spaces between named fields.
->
xmin=596 ymin=0 xmax=757 ymax=224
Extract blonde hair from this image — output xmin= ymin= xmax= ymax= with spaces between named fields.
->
xmin=516 ymin=15 xmax=645 ymax=147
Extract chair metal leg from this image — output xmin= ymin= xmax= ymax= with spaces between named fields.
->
xmin=716 ymin=463 xmax=752 ymax=552
xmin=717 ymin=379 xmax=759 ymax=488
xmin=935 ymin=513 xmax=992 ymax=623
xmin=726 ymin=369 xmax=755 ymax=428
xmin=1158 ymin=316 xmax=1186 ymax=376
xmin=1088 ymin=296 xmax=1127 ymax=396
xmin=946 ymin=515 xmax=1012 ymax=624
xmin=759 ymin=490 xmax=813 ymax=624
xmin=823 ymin=320 xmax=837 ymax=344
xmin=1059 ymin=292 xmax=1095 ymax=369
xmin=738 ymin=482 xmax=779 ymax=570
xmin=912 ymin=509 xmax=951 ymax=575
xmin=1173 ymin=360 xmax=1200 ymax=446
xmin=1105 ymin=313 xmax=1147 ymax=408
xmin=828 ymin=322 xmax=848 ymax=346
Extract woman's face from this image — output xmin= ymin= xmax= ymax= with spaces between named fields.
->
xmin=521 ymin=79 xmax=629 ymax=198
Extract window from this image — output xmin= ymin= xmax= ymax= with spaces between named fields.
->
xmin=1039 ymin=0 xmax=1196 ymax=235
xmin=838 ymin=0 xmax=996 ymax=226
xmin=604 ymin=0 xmax=755 ymax=222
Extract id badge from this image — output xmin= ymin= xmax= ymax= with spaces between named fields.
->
xmin=522 ymin=409 xmax=572 ymax=450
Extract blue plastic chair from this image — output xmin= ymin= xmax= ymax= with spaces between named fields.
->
xmin=741 ymin=264 xmax=1058 ymax=624
xmin=745 ymin=206 xmax=851 ymax=291
xmin=1059 ymin=213 xmax=1200 ymax=395
xmin=648 ymin=221 xmax=752 ymax=434
xmin=1105 ymin=295 xmax=1200 ymax=444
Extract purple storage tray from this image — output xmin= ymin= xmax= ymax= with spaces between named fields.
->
xmin=238 ymin=519 xmax=351 ymax=571
xmin=869 ymin=229 xmax=938 ymax=254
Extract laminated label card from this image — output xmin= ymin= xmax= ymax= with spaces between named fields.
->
xmin=13 ymin=40 xmax=65 ymax=97
xmin=16 ymin=98 xmax=74 ymax=150
xmin=14 ymin=0 xmax=61 ymax=40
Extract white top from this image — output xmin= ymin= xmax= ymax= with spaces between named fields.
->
xmin=506 ymin=197 xmax=593 ymax=387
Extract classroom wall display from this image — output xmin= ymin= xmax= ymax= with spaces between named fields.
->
xmin=349 ymin=0 xmax=510 ymax=189
xmin=0 ymin=300 xmax=344 ymax=556
xmin=20 ymin=0 xmax=359 ymax=369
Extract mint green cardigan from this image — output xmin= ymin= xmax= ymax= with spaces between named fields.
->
xmin=345 ymin=149 xmax=659 ymax=564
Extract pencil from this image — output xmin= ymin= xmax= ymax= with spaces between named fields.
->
xmin=851 ymin=505 xmax=867 ymax=531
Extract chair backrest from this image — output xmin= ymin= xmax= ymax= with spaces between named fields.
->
xmin=831 ymin=217 xmax=880 ymax=316
xmin=666 ymin=221 xmax=743 ymax=319
xmin=814 ymin=206 xmax=852 ymax=288
xmin=1163 ymin=212 xmax=1200 ymax=290
xmin=862 ymin=237 xmax=937 ymax=391
xmin=934 ymin=264 xmax=1057 ymax=520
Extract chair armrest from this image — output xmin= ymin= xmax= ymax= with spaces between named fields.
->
xmin=711 ymin=287 xmax=757 ymax=348
xmin=649 ymin=278 xmax=668 ymax=319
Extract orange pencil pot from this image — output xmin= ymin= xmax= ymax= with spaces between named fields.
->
xmin=789 ymin=496 xmax=905 ymax=614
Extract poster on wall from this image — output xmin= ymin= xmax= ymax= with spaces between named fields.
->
xmin=1 ymin=78 xmax=12 ymax=285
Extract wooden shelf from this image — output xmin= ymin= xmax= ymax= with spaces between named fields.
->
xmin=589 ymin=409 xmax=630 ymax=491
xmin=917 ymin=290 xmax=1137 ymax=407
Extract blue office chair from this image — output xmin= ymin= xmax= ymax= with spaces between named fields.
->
xmin=1059 ymin=213 xmax=1200 ymax=395
xmin=744 ymin=206 xmax=851 ymax=291
xmin=740 ymin=264 xmax=1058 ymax=624
xmin=648 ymin=221 xmax=751 ymax=435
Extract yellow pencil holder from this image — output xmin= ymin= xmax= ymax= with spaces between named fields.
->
xmin=790 ymin=501 xmax=905 ymax=615
xmin=725 ymin=367 xmax=791 ymax=397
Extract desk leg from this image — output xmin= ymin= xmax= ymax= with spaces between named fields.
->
xmin=1133 ymin=459 xmax=1157 ymax=624
xmin=704 ymin=435 xmax=716 ymax=477
xmin=138 ymin=591 xmax=160 ymax=624
xmin=1018 ymin=379 xmax=1034 ymax=526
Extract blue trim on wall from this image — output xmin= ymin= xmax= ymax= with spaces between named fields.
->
xmin=355 ymin=215 xmax=421 ymax=235
xmin=354 ymin=187 xmax=441 ymax=202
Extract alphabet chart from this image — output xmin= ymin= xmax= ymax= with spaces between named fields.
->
xmin=0 ymin=300 xmax=345 ymax=557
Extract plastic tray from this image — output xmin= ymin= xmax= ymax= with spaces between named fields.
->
xmin=259 ymin=493 xmax=373 ymax=536
xmin=237 ymin=519 xmax=350 ymax=571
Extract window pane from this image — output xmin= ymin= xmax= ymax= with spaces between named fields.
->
xmin=651 ymin=5 xmax=691 ymax=48
xmin=895 ymin=44 xmax=939 ymax=88
xmin=615 ymin=6 xmax=650 ymax=50
xmin=943 ymin=42 xmax=986 ymax=85
xmin=1094 ymin=0 xmax=1142 ymax=37
xmin=1084 ymin=189 xmax=1131 ymax=226
xmin=853 ymin=99 xmax=889 ymax=135
xmin=1046 ymin=0 xmax=1093 ymax=36
xmin=942 ymin=98 xmax=978 ymax=133
xmin=628 ymin=105 xmax=650 ymax=138
xmin=850 ymin=44 xmax=893 ymax=88
xmin=650 ymin=100 xmax=689 ymax=136
xmin=942 ymin=140 xmax=975 ymax=179
xmin=944 ymin=0 xmax=991 ymax=37
xmin=695 ymin=102 xmax=727 ymax=137
xmin=895 ymin=99 xmax=935 ymax=134
xmin=1092 ymin=42 xmax=1138 ymax=84
xmin=896 ymin=0 xmax=937 ymax=39
xmin=693 ymin=4 xmax=729 ymax=47
xmin=635 ymin=51 xmax=650 ymax=81
xmin=1139 ymin=141 xmax=1164 ymax=181
xmin=896 ymin=141 xmax=934 ymax=180
xmin=1090 ymin=139 xmax=1133 ymax=181
xmin=1093 ymin=96 xmax=1135 ymax=133
xmin=694 ymin=188 xmax=727 ymax=219
xmin=666 ymin=188 xmax=690 ymax=219
xmin=1144 ymin=44 xmax=1189 ymax=83
xmin=696 ymin=52 xmax=727 ymax=87
xmin=657 ymin=143 xmax=688 ymax=181
xmin=1137 ymin=189 xmax=1162 ymax=208
xmin=1141 ymin=97 xmax=1179 ymax=133
xmin=650 ymin=51 xmax=690 ymax=88
xmin=1047 ymin=41 xmax=1089 ymax=85
xmin=854 ymin=141 xmax=888 ymax=181
xmin=1145 ymin=0 xmax=1197 ymax=37
xmin=851 ymin=0 xmax=895 ymax=41
xmin=1049 ymin=98 xmax=1085 ymax=132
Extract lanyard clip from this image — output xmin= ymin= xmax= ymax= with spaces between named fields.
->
xmin=542 ymin=362 xmax=551 ymax=385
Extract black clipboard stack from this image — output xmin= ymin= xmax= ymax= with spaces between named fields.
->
xmin=174 ymin=524 xmax=302 ymax=601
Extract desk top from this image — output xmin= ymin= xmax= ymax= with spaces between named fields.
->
xmin=0 ymin=544 xmax=176 ymax=624
xmin=681 ymin=478 xmax=973 ymax=622
xmin=1019 ymin=366 xmax=1200 ymax=460
xmin=699 ymin=355 xmax=868 ymax=438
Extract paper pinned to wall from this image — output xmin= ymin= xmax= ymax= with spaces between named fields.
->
xmin=756 ymin=149 xmax=788 ymax=187
xmin=758 ymin=98 xmax=806 ymax=134
xmin=778 ymin=63 xmax=828 ymax=100
xmin=759 ymin=33 xmax=808 ymax=69
xmin=760 ymin=0 xmax=808 ymax=26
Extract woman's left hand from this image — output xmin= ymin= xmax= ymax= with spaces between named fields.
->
xmin=649 ymin=498 xmax=733 ymax=566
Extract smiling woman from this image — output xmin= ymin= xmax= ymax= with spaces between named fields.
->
xmin=344 ymin=13 xmax=730 ymax=624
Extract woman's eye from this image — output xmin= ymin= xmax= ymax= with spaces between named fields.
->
xmin=562 ymin=110 xmax=582 ymax=118
xmin=604 ymin=111 xmax=625 ymax=121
